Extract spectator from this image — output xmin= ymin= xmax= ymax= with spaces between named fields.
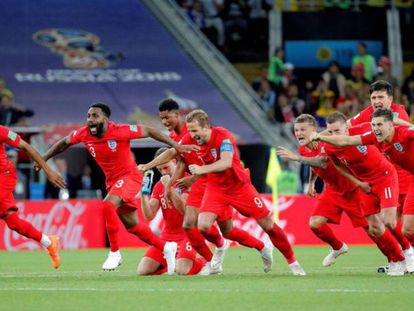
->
xmin=281 ymin=62 xmax=297 ymax=92
xmin=336 ymin=82 xmax=358 ymax=117
xmin=256 ymin=78 xmax=277 ymax=122
xmin=348 ymin=62 xmax=370 ymax=92
xmin=311 ymin=78 xmax=335 ymax=116
xmin=246 ymin=0 xmax=273 ymax=49
xmin=187 ymin=0 xmax=208 ymax=29
xmin=44 ymin=158 xmax=79 ymax=199
xmin=268 ymin=47 xmax=284 ymax=86
xmin=351 ymin=42 xmax=378 ymax=82
xmin=0 ymin=78 xmax=13 ymax=99
xmin=0 ymin=89 xmax=34 ymax=127
xmin=223 ymin=0 xmax=249 ymax=42
xmin=287 ymin=84 xmax=305 ymax=115
xmin=275 ymin=93 xmax=295 ymax=124
xmin=375 ymin=56 xmax=398 ymax=87
xmin=81 ymin=164 xmax=93 ymax=190
xmin=201 ymin=0 xmax=226 ymax=48
xmin=322 ymin=61 xmax=346 ymax=98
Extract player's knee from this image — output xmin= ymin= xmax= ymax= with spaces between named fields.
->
xmin=198 ymin=224 xmax=211 ymax=233
xmin=257 ymin=216 xmax=274 ymax=232
xmin=402 ymin=226 xmax=414 ymax=236
xmin=136 ymin=266 xmax=149 ymax=276
xmin=182 ymin=219 xmax=196 ymax=231
xmin=384 ymin=219 xmax=396 ymax=230
xmin=369 ymin=225 xmax=383 ymax=237
xmin=309 ymin=219 xmax=322 ymax=230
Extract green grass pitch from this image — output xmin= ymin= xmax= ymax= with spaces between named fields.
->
xmin=0 ymin=246 xmax=412 ymax=311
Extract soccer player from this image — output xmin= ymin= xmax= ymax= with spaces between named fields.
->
xmin=315 ymin=108 xmax=414 ymax=272
xmin=38 ymin=102 xmax=197 ymax=274
xmin=310 ymin=112 xmax=406 ymax=276
xmin=0 ymin=125 xmax=64 ymax=269
xmin=137 ymin=147 xmax=206 ymax=275
xmin=348 ymin=80 xmax=413 ymax=253
xmin=143 ymin=100 xmax=272 ymax=275
xmin=277 ymin=114 xmax=371 ymax=267
xmin=184 ymin=109 xmax=305 ymax=275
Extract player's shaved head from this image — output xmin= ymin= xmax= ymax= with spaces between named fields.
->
xmin=326 ymin=112 xmax=347 ymax=124
xmin=158 ymin=98 xmax=180 ymax=112
xmin=186 ymin=109 xmax=210 ymax=128
xmin=294 ymin=114 xmax=317 ymax=128
xmin=154 ymin=147 xmax=170 ymax=158
xmin=369 ymin=80 xmax=393 ymax=97
xmin=89 ymin=102 xmax=111 ymax=118
xmin=372 ymin=108 xmax=393 ymax=122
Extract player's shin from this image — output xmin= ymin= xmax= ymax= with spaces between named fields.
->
xmin=102 ymin=201 xmax=120 ymax=252
xmin=184 ymin=227 xmax=213 ymax=261
xmin=265 ymin=223 xmax=296 ymax=264
xmin=223 ymin=227 xmax=264 ymax=251
xmin=127 ymin=223 xmax=166 ymax=250
xmin=311 ymin=224 xmax=343 ymax=250
xmin=203 ymin=225 xmax=224 ymax=248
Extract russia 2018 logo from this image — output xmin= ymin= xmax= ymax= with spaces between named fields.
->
xmin=32 ymin=28 xmax=124 ymax=69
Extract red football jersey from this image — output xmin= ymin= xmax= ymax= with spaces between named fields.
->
xmin=321 ymin=124 xmax=395 ymax=183
xmin=361 ymin=125 xmax=414 ymax=175
xmin=349 ymin=103 xmax=409 ymax=126
xmin=298 ymin=143 xmax=357 ymax=194
xmin=151 ymin=180 xmax=187 ymax=241
xmin=0 ymin=125 xmax=21 ymax=172
xmin=169 ymin=123 xmax=188 ymax=143
xmin=180 ymin=127 xmax=249 ymax=188
xmin=70 ymin=122 xmax=143 ymax=186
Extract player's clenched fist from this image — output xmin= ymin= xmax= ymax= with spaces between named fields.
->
xmin=309 ymin=132 xmax=321 ymax=142
xmin=188 ymin=164 xmax=204 ymax=175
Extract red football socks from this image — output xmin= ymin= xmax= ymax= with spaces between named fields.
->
xmin=102 ymin=201 xmax=120 ymax=252
xmin=311 ymin=224 xmax=343 ymax=250
xmin=391 ymin=221 xmax=411 ymax=251
xmin=405 ymin=233 xmax=414 ymax=245
xmin=266 ymin=224 xmax=296 ymax=264
xmin=368 ymin=234 xmax=392 ymax=261
xmin=4 ymin=212 xmax=42 ymax=242
xmin=203 ymin=226 xmax=224 ymax=248
xmin=186 ymin=258 xmax=207 ymax=275
xmin=185 ymin=227 xmax=213 ymax=262
xmin=127 ymin=223 xmax=166 ymax=251
xmin=224 ymin=227 xmax=264 ymax=251
xmin=378 ymin=229 xmax=405 ymax=262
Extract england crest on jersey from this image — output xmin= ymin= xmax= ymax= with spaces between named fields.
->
xmin=108 ymin=140 xmax=117 ymax=150
xmin=393 ymin=143 xmax=403 ymax=152
xmin=210 ymin=148 xmax=217 ymax=159
xmin=356 ymin=145 xmax=367 ymax=153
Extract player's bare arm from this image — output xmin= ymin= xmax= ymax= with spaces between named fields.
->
xmin=307 ymin=170 xmax=317 ymax=197
xmin=165 ymin=160 xmax=187 ymax=201
xmin=43 ymin=135 xmax=73 ymax=161
xmin=332 ymin=160 xmax=371 ymax=193
xmin=176 ymin=173 xmax=199 ymax=190
xmin=393 ymin=117 xmax=413 ymax=126
xmin=277 ymin=146 xmax=328 ymax=168
xmin=138 ymin=148 xmax=178 ymax=171
xmin=140 ymin=126 xmax=199 ymax=154
xmin=19 ymin=139 xmax=66 ymax=189
xmin=310 ymin=132 xmax=362 ymax=147
xmin=140 ymin=192 xmax=160 ymax=221
xmin=188 ymin=151 xmax=232 ymax=175
xmin=162 ymin=174 xmax=187 ymax=215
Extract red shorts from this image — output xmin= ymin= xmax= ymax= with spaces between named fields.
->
xmin=402 ymin=176 xmax=414 ymax=215
xmin=186 ymin=177 xmax=206 ymax=208
xmin=143 ymin=238 xmax=197 ymax=266
xmin=312 ymin=188 xmax=367 ymax=228
xmin=107 ymin=174 xmax=142 ymax=215
xmin=0 ymin=170 xmax=18 ymax=217
xmin=201 ymin=182 xmax=269 ymax=221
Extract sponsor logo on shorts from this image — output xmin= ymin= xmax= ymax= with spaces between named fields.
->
xmin=393 ymin=143 xmax=403 ymax=152
xmin=107 ymin=140 xmax=117 ymax=151
xmin=356 ymin=145 xmax=367 ymax=153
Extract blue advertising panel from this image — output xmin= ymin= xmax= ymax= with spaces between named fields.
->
xmin=0 ymin=0 xmax=262 ymax=144
xmin=285 ymin=40 xmax=383 ymax=68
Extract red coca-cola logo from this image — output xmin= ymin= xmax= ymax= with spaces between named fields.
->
xmin=4 ymin=201 xmax=88 ymax=250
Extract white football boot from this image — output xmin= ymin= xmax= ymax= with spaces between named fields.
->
xmin=322 ymin=243 xmax=349 ymax=267
xmin=163 ymin=242 xmax=178 ymax=275
xmin=102 ymin=250 xmax=122 ymax=271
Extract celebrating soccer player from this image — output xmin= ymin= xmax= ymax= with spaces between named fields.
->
xmin=37 ymin=102 xmax=197 ymax=274
xmin=0 ymin=125 xmax=65 ymax=269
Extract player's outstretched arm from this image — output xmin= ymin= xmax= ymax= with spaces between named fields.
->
xmin=310 ymin=132 xmax=362 ymax=147
xmin=307 ymin=170 xmax=317 ymax=197
xmin=188 ymin=151 xmax=232 ymax=175
xmin=394 ymin=117 xmax=413 ymax=126
xmin=18 ymin=140 xmax=66 ymax=189
xmin=277 ymin=146 xmax=328 ymax=168
xmin=43 ymin=136 xmax=73 ymax=161
xmin=140 ymin=126 xmax=199 ymax=154
xmin=138 ymin=148 xmax=178 ymax=172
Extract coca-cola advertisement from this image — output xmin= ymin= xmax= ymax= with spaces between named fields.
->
xmin=0 ymin=200 xmax=106 ymax=250
xmin=0 ymin=195 xmax=372 ymax=251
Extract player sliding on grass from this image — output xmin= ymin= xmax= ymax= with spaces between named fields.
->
xmin=277 ymin=114 xmax=399 ymax=268
xmin=137 ymin=147 xmax=206 ymax=275
xmin=0 ymin=125 xmax=65 ymax=269
xmin=312 ymin=108 xmax=414 ymax=273
xmin=36 ymin=102 xmax=198 ymax=274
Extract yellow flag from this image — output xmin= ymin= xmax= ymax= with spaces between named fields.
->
xmin=266 ymin=147 xmax=282 ymax=223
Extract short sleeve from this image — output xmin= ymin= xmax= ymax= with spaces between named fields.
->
xmin=360 ymin=131 xmax=377 ymax=146
xmin=398 ymin=126 xmax=414 ymax=142
xmin=0 ymin=126 xmax=21 ymax=148
xmin=128 ymin=124 xmax=142 ymax=140
xmin=69 ymin=128 xmax=85 ymax=145
xmin=217 ymin=130 xmax=235 ymax=155
xmin=393 ymin=105 xmax=409 ymax=122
